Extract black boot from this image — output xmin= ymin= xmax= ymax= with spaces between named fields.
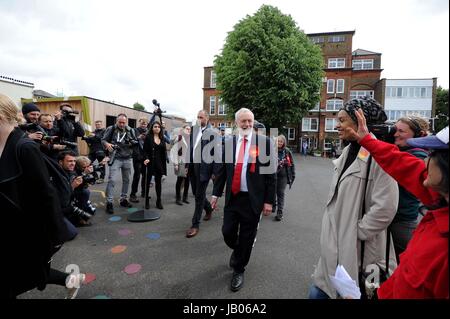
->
xmin=275 ymin=211 xmax=283 ymax=221
xmin=182 ymin=196 xmax=190 ymax=204
xmin=176 ymin=195 xmax=183 ymax=205
xmin=156 ymin=198 xmax=163 ymax=210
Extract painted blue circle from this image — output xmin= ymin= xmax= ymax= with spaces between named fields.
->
xmin=146 ymin=233 xmax=160 ymax=240
xmin=109 ymin=216 xmax=122 ymax=222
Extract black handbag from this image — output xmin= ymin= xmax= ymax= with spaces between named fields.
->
xmin=358 ymin=156 xmax=391 ymax=299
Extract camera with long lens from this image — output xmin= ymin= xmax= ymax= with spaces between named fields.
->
xmin=72 ymin=205 xmax=92 ymax=222
xmin=62 ymin=109 xmax=79 ymax=121
xmin=368 ymin=123 xmax=397 ymax=144
xmin=81 ymin=172 xmax=97 ymax=185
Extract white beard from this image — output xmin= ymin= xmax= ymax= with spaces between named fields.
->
xmin=238 ymin=127 xmax=252 ymax=136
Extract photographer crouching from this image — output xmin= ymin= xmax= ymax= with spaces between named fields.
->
xmin=58 ymin=151 xmax=93 ymax=227
xmin=102 ymin=114 xmax=138 ymax=214
xmin=54 ymin=103 xmax=85 ymax=155
xmin=73 ymin=156 xmax=98 ymax=220
xmin=82 ymin=120 xmax=106 ymax=183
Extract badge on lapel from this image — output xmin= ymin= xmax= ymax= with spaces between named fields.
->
xmin=249 ymin=145 xmax=259 ymax=173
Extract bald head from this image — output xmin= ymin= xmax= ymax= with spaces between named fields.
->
xmin=197 ymin=110 xmax=209 ymax=127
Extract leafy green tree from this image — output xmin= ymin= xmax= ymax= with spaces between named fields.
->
xmin=434 ymin=86 xmax=448 ymax=132
xmin=214 ymin=5 xmax=324 ymax=129
xmin=133 ymin=102 xmax=145 ymax=111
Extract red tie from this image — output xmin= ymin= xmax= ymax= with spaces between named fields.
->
xmin=231 ymin=136 xmax=247 ymax=195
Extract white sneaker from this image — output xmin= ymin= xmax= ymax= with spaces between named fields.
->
xmin=65 ymin=273 xmax=86 ymax=299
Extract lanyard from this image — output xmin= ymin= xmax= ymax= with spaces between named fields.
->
xmin=117 ymin=132 xmax=126 ymax=143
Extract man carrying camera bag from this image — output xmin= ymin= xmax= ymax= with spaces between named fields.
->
xmin=102 ymin=114 xmax=138 ymax=214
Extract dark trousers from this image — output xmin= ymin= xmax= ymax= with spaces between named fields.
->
xmin=189 ymin=165 xmax=212 ymax=228
xmin=222 ymin=192 xmax=261 ymax=274
xmin=176 ymin=176 xmax=190 ymax=200
xmin=274 ymin=170 xmax=288 ymax=213
xmin=144 ymin=167 xmax=162 ymax=202
xmin=130 ymin=158 xmax=146 ymax=196
xmin=88 ymin=152 xmax=105 ymax=179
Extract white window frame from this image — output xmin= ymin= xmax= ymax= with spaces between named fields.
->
xmin=209 ymin=96 xmax=216 ymax=115
xmin=329 ymin=35 xmax=345 ymax=43
xmin=218 ymin=98 xmax=226 ymax=115
xmin=336 ymin=79 xmax=345 ymax=93
xmin=311 ymin=36 xmax=325 ymax=44
xmin=309 ymin=101 xmax=320 ymax=111
xmin=328 ymin=58 xmax=346 ymax=69
xmin=325 ymin=118 xmax=338 ymax=132
xmin=302 ymin=118 xmax=319 ymax=132
xmin=327 ymin=79 xmax=335 ymax=94
xmin=287 ymin=128 xmax=295 ymax=141
xmin=350 ymin=90 xmax=374 ymax=99
xmin=326 ymin=99 xmax=343 ymax=111
xmin=352 ymin=59 xmax=374 ymax=70
xmin=210 ymin=71 xmax=216 ymax=88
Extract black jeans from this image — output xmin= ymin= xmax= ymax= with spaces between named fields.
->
xmin=130 ymin=158 xmax=146 ymax=196
xmin=222 ymin=192 xmax=261 ymax=274
xmin=176 ymin=176 xmax=190 ymax=200
xmin=145 ymin=170 xmax=162 ymax=202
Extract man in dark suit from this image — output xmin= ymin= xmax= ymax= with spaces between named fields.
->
xmin=211 ymin=108 xmax=277 ymax=292
xmin=185 ymin=110 xmax=219 ymax=238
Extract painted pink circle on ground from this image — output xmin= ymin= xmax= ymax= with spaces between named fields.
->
xmin=118 ymin=229 xmax=132 ymax=236
xmin=124 ymin=264 xmax=142 ymax=275
xmin=85 ymin=273 xmax=96 ymax=284
xmin=111 ymin=245 xmax=127 ymax=254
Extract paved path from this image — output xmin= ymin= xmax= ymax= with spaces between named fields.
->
xmin=20 ymin=155 xmax=334 ymax=299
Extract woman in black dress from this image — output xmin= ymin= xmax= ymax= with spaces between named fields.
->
xmin=143 ymin=121 xmax=167 ymax=209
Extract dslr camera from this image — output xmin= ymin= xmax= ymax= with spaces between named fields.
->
xmin=62 ymin=109 xmax=79 ymax=121
xmin=368 ymin=123 xmax=397 ymax=144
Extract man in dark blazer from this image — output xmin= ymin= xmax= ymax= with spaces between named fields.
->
xmin=186 ymin=110 xmax=219 ymax=238
xmin=211 ymin=108 xmax=277 ymax=292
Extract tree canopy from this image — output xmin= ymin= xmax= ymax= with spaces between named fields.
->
xmin=214 ymin=5 xmax=324 ymax=129
xmin=133 ymin=102 xmax=145 ymax=111
xmin=434 ymin=86 xmax=448 ymax=132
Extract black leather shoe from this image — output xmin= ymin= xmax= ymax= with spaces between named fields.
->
xmin=120 ymin=199 xmax=132 ymax=208
xmin=275 ymin=212 xmax=283 ymax=221
xmin=231 ymin=272 xmax=244 ymax=292
xmin=182 ymin=198 xmax=190 ymax=204
xmin=106 ymin=202 xmax=114 ymax=214
xmin=156 ymin=200 xmax=163 ymax=210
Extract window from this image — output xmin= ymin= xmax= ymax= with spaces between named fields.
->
xmin=328 ymin=58 xmax=346 ymax=68
xmin=288 ymin=128 xmax=295 ymax=141
xmin=106 ymin=115 xmax=116 ymax=128
xmin=325 ymin=118 xmax=338 ymax=132
xmin=209 ymin=96 xmax=216 ymax=115
xmin=386 ymin=110 xmax=431 ymax=121
xmin=327 ymin=79 xmax=335 ymax=94
xmin=218 ymin=98 xmax=226 ymax=115
xmin=336 ymin=79 xmax=345 ymax=93
xmin=326 ymin=99 xmax=343 ymax=111
xmin=311 ymin=36 xmax=325 ymax=44
xmin=302 ymin=118 xmax=319 ymax=132
xmin=350 ymin=90 xmax=374 ymax=99
xmin=218 ymin=122 xmax=225 ymax=128
xmin=309 ymin=101 xmax=320 ymax=111
xmin=352 ymin=59 xmax=374 ymax=70
xmin=328 ymin=35 xmax=345 ymax=43
xmin=128 ymin=118 xmax=136 ymax=128
xmin=210 ymin=71 xmax=216 ymax=88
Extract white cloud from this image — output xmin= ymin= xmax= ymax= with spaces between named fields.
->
xmin=0 ymin=0 xmax=448 ymax=123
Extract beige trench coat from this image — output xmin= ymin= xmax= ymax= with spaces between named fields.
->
xmin=312 ymin=144 xmax=399 ymax=298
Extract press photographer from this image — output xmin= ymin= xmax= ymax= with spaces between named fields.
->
xmin=82 ymin=120 xmax=106 ymax=183
xmin=58 ymin=151 xmax=93 ymax=227
xmin=20 ymin=102 xmax=44 ymax=141
xmin=54 ymin=103 xmax=85 ymax=155
xmin=73 ymin=156 xmax=97 ymax=219
xmin=102 ymin=113 xmax=138 ymax=214
xmin=38 ymin=114 xmax=66 ymax=160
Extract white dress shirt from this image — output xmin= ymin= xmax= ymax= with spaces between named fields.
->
xmin=235 ymin=130 xmax=252 ymax=192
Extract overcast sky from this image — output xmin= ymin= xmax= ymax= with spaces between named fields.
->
xmin=0 ymin=0 xmax=448 ymax=122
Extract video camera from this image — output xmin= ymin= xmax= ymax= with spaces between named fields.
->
xmin=71 ymin=205 xmax=92 ymax=222
xmin=368 ymin=123 xmax=397 ymax=144
xmin=19 ymin=122 xmax=45 ymax=134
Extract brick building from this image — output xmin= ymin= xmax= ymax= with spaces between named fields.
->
xmin=297 ymin=31 xmax=383 ymax=155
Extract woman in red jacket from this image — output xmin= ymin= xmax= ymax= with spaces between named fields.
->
xmin=348 ymin=108 xmax=448 ymax=299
